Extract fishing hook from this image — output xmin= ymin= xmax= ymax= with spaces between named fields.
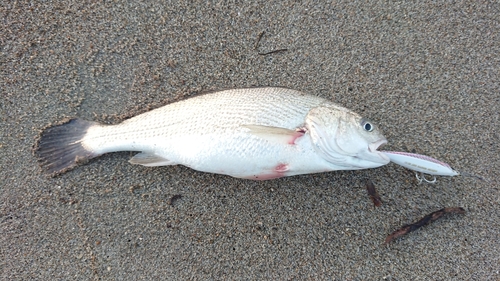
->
xmin=416 ymin=172 xmax=437 ymax=184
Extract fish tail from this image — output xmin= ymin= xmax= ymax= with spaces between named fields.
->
xmin=34 ymin=118 xmax=101 ymax=176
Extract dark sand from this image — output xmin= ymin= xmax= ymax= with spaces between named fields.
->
xmin=1 ymin=1 xmax=499 ymax=280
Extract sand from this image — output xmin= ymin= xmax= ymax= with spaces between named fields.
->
xmin=1 ymin=1 xmax=499 ymax=280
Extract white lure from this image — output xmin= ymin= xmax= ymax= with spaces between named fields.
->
xmin=382 ymin=151 xmax=459 ymax=183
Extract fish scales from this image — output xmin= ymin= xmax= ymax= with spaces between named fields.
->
xmin=84 ymin=88 xmax=322 ymax=157
xmin=36 ymin=87 xmax=389 ymax=179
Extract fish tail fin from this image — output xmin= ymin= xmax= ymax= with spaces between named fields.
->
xmin=34 ymin=118 xmax=101 ymax=176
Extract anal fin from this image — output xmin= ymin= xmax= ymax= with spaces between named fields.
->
xmin=129 ymin=153 xmax=176 ymax=167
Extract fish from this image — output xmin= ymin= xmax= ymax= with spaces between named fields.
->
xmin=35 ymin=87 xmax=390 ymax=179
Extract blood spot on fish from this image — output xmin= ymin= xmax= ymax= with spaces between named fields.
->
xmin=275 ymin=163 xmax=289 ymax=173
xmin=288 ymin=131 xmax=305 ymax=145
xmin=242 ymin=164 xmax=289 ymax=180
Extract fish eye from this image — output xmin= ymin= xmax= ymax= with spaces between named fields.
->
xmin=361 ymin=120 xmax=374 ymax=132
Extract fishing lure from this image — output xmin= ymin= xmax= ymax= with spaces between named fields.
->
xmin=382 ymin=151 xmax=459 ymax=184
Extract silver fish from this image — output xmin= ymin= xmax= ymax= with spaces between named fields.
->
xmin=36 ymin=87 xmax=389 ymax=179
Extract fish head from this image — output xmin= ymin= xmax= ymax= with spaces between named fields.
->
xmin=305 ymin=104 xmax=390 ymax=169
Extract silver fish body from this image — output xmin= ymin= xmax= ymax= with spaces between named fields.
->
xmin=36 ymin=87 xmax=389 ymax=179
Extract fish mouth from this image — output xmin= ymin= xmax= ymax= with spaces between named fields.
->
xmin=369 ymin=139 xmax=390 ymax=163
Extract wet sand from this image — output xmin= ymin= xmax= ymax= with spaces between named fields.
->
xmin=1 ymin=1 xmax=499 ymax=280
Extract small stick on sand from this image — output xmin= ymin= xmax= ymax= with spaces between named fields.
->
xmin=384 ymin=207 xmax=465 ymax=244
xmin=254 ymin=31 xmax=265 ymax=50
xmin=366 ymin=179 xmax=382 ymax=207
xmin=258 ymin=49 xmax=288 ymax=56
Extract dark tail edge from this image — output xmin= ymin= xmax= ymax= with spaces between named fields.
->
xmin=34 ymin=118 xmax=101 ymax=177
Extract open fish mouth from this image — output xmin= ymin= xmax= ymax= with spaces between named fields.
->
xmin=369 ymin=139 xmax=390 ymax=163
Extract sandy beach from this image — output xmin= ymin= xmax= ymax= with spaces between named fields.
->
xmin=1 ymin=1 xmax=499 ymax=280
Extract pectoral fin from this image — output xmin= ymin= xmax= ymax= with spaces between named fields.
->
xmin=242 ymin=125 xmax=304 ymax=145
xmin=129 ymin=153 xmax=176 ymax=166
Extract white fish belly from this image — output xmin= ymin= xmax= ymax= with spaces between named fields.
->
xmin=154 ymin=131 xmax=335 ymax=179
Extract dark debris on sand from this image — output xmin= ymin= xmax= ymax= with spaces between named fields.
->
xmin=385 ymin=207 xmax=466 ymax=244
xmin=366 ymin=179 xmax=382 ymax=207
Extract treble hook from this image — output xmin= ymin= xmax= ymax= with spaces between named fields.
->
xmin=415 ymin=172 xmax=437 ymax=184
